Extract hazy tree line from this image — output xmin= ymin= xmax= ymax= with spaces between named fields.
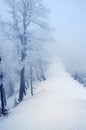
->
xmin=0 ymin=0 xmax=51 ymax=115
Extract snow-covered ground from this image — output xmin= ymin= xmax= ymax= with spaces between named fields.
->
xmin=0 ymin=62 xmax=86 ymax=130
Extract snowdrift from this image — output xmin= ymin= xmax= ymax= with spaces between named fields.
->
xmin=0 ymin=62 xmax=86 ymax=130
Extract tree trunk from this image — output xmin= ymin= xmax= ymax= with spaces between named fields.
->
xmin=3 ymin=88 xmax=6 ymax=107
xmin=18 ymin=10 xmax=27 ymax=101
xmin=39 ymin=61 xmax=46 ymax=81
xmin=19 ymin=48 xmax=26 ymax=102
xmin=30 ymin=65 xmax=33 ymax=96
xmin=19 ymin=67 xmax=26 ymax=102
xmin=0 ymin=84 xmax=5 ymax=114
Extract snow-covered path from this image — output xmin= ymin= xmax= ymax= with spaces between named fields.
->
xmin=0 ymin=63 xmax=86 ymax=130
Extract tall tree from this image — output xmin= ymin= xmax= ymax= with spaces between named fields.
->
xmin=0 ymin=57 xmax=7 ymax=115
xmin=0 ymin=0 xmax=49 ymax=101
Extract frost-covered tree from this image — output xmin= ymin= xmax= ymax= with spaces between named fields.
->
xmin=0 ymin=57 xmax=8 ymax=115
xmin=0 ymin=38 xmax=18 ymax=109
xmin=0 ymin=0 xmax=49 ymax=102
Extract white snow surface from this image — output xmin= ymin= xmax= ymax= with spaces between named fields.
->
xmin=0 ymin=62 xmax=86 ymax=130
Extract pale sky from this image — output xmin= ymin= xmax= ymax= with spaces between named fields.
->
xmin=0 ymin=0 xmax=86 ymax=73
xmin=45 ymin=0 xmax=86 ymax=73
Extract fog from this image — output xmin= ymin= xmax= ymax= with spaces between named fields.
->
xmin=45 ymin=0 xmax=86 ymax=73
xmin=0 ymin=0 xmax=86 ymax=73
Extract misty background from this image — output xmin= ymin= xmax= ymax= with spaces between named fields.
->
xmin=45 ymin=0 xmax=86 ymax=73
xmin=0 ymin=0 xmax=86 ymax=73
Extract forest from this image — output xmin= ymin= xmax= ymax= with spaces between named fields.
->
xmin=0 ymin=0 xmax=51 ymax=115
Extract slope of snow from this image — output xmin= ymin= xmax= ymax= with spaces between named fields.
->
xmin=0 ymin=62 xmax=86 ymax=130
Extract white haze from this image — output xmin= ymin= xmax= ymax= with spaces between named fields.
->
xmin=0 ymin=0 xmax=86 ymax=73
xmin=44 ymin=0 xmax=86 ymax=73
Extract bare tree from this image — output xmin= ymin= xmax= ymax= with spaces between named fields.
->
xmin=0 ymin=57 xmax=8 ymax=115
xmin=0 ymin=0 xmax=49 ymax=101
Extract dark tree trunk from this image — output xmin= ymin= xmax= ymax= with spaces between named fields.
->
xmin=0 ymin=57 xmax=8 ymax=115
xmin=19 ymin=67 xmax=26 ymax=102
xmin=18 ymin=50 xmax=26 ymax=102
xmin=3 ymin=88 xmax=6 ymax=107
xmin=39 ymin=61 xmax=46 ymax=81
xmin=0 ymin=84 xmax=5 ymax=114
xmin=18 ymin=14 xmax=27 ymax=101
xmin=30 ymin=65 xmax=33 ymax=96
